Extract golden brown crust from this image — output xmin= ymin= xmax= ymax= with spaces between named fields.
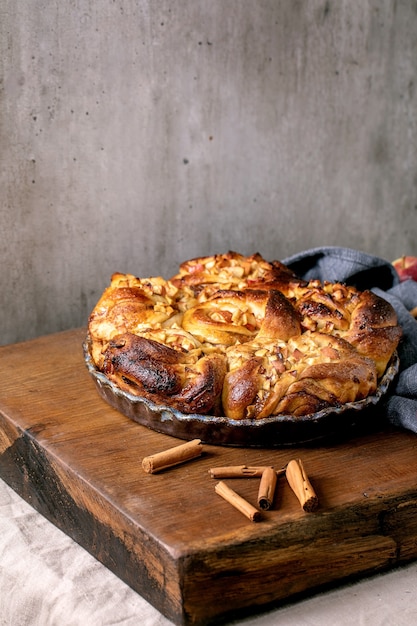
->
xmin=103 ymin=333 xmax=227 ymax=415
xmin=221 ymin=332 xmax=378 ymax=420
xmin=171 ymin=250 xmax=306 ymax=299
xmin=87 ymin=252 xmax=402 ymax=420
xmin=88 ymin=273 xmax=182 ymax=369
xmin=182 ymin=288 xmax=301 ymax=346
xmin=344 ymin=326 xmax=403 ymax=377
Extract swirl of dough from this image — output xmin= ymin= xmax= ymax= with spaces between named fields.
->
xmin=292 ymin=282 xmax=402 ymax=376
xmin=222 ymin=332 xmax=378 ymax=420
xmin=102 ymin=332 xmax=226 ymax=414
xmin=340 ymin=289 xmax=403 ymax=376
xmin=293 ymin=280 xmax=357 ymax=333
xmin=273 ymin=355 xmax=377 ymax=416
xmin=182 ymin=288 xmax=301 ymax=347
xmin=171 ymin=250 xmax=305 ymax=299
xmin=88 ymin=272 xmax=180 ymax=367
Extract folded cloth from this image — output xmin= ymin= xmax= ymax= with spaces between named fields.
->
xmin=283 ymin=246 xmax=417 ymax=434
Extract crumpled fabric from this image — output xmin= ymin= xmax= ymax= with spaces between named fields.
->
xmin=283 ymin=246 xmax=417 ymax=434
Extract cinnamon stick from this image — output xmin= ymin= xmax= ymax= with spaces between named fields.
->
xmin=142 ymin=439 xmax=203 ymax=474
xmin=208 ymin=466 xmax=286 ymax=479
xmin=215 ymin=481 xmax=261 ymax=522
xmin=257 ymin=467 xmax=278 ymax=510
xmin=208 ymin=465 xmax=271 ymax=479
xmin=285 ymin=458 xmax=318 ymax=512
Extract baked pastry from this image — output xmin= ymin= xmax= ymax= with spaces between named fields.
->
xmin=87 ymin=252 xmax=402 ymax=419
xmin=170 ymin=251 xmax=304 ymax=298
xmin=102 ymin=333 xmax=226 ymax=415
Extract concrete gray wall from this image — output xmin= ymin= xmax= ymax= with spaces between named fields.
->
xmin=1 ymin=1 xmax=417 ymax=345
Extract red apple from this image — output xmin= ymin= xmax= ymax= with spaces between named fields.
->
xmin=392 ymin=255 xmax=417 ymax=282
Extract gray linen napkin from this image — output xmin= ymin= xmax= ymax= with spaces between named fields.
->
xmin=283 ymin=246 xmax=417 ymax=434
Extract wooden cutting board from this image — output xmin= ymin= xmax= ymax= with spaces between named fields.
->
xmin=1 ymin=328 xmax=417 ymax=626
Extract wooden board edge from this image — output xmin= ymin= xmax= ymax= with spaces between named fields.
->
xmin=0 ymin=412 xmax=185 ymax=625
xmin=176 ymin=488 xmax=417 ymax=626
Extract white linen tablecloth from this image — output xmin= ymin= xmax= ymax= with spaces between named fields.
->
xmin=1 ymin=477 xmax=417 ymax=626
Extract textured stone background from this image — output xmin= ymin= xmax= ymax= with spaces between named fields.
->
xmin=1 ymin=1 xmax=416 ymax=344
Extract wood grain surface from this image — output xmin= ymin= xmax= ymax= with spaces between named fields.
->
xmin=0 ymin=328 xmax=417 ymax=625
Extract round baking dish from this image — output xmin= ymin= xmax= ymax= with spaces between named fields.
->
xmin=83 ymin=338 xmax=399 ymax=448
